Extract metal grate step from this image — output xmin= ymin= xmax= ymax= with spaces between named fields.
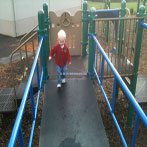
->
xmin=136 ymin=75 xmax=147 ymax=103
xmin=0 ymin=88 xmax=16 ymax=112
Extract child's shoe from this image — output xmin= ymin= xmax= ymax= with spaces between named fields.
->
xmin=61 ymin=78 xmax=66 ymax=84
xmin=57 ymin=84 xmax=61 ymax=88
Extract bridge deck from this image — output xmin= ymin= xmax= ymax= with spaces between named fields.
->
xmin=39 ymin=78 xmax=109 ymax=147
xmin=47 ymin=55 xmax=133 ymax=79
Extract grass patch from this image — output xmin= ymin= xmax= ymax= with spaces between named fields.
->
xmin=87 ymin=2 xmax=138 ymax=14
xmin=88 ymin=2 xmax=104 ymax=9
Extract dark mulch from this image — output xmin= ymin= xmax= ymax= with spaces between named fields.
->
xmin=93 ymin=78 xmax=147 ymax=147
xmin=0 ymin=92 xmax=43 ymax=147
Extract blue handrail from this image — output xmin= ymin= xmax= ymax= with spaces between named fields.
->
xmin=140 ymin=22 xmax=147 ymax=28
xmin=89 ymin=34 xmax=147 ymax=146
xmin=8 ymin=36 xmax=44 ymax=147
xmin=87 ymin=9 xmax=120 ymax=14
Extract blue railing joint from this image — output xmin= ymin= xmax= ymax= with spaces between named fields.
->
xmin=140 ymin=21 xmax=147 ymax=28
xmin=43 ymin=75 xmax=49 ymax=80
xmin=41 ymin=85 xmax=44 ymax=89
xmin=38 ymin=35 xmax=47 ymax=39
xmin=88 ymin=33 xmax=96 ymax=37
xmin=87 ymin=72 xmax=94 ymax=79
xmin=87 ymin=9 xmax=120 ymax=14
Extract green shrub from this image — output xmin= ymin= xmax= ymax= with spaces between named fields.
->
xmin=130 ymin=8 xmax=134 ymax=15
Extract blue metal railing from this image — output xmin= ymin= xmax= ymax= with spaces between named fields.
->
xmin=89 ymin=34 xmax=147 ymax=147
xmin=87 ymin=9 xmax=120 ymax=14
xmin=140 ymin=22 xmax=147 ymax=28
xmin=8 ymin=36 xmax=44 ymax=147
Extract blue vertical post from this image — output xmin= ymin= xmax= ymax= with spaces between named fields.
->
xmin=111 ymin=77 xmax=116 ymax=113
xmin=36 ymin=62 xmax=40 ymax=89
xmin=93 ymin=41 xmax=96 ymax=69
xmin=131 ymin=114 xmax=139 ymax=146
xmin=100 ymin=56 xmax=104 ymax=84
xmin=30 ymin=84 xmax=35 ymax=119
xmin=18 ymin=127 xmax=24 ymax=147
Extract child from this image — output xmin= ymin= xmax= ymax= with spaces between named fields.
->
xmin=49 ymin=29 xmax=71 ymax=88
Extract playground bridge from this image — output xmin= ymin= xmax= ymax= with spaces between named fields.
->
xmin=6 ymin=1 xmax=147 ymax=146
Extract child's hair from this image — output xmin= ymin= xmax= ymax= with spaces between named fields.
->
xmin=58 ymin=30 xmax=66 ymax=41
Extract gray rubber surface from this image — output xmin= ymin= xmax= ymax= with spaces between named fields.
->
xmin=39 ymin=77 xmax=109 ymax=147
xmin=136 ymin=75 xmax=147 ymax=103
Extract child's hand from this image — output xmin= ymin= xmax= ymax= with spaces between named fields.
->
xmin=49 ymin=56 xmax=52 ymax=61
xmin=69 ymin=62 xmax=71 ymax=65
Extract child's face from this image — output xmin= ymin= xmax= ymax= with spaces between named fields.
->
xmin=58 ymin=38 xmax=65 ymax=46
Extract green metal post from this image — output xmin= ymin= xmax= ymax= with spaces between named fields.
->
xmin=106 ymin=21 xmax=109 ymax=43
xmin=104 ymin=0 xmax=106 ymax=9
xmin=108 ymin=0 xmax=110 ymax=8
xmin=43 ymin=3 xmax=50 ymax=58
xmin=88 ymin=7 xmax=96 ymax=78
xmin=137 ymin=0 xmax=140 ymax=14
xmin=82 ymin=1 xmax=88 ymax=56
xmin=143 ymin=0 xmax=145 ymax=6
xmin=127 ymin=5 xmax=145 ymax=127
xmin=38 ymin=10 xmax=48 ymax=84
xmin=115 ymin=0 xmax=126 ymax=99
xmin=118 ymin=0 xmax=126 ymax=54
xmin=103 ymin=0 xmax=106 ymax=35
xmin=106 ymin=0 xmax=110 ymax=43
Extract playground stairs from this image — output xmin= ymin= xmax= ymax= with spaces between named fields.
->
xmin=135 ymin=75 xmax=147 ymax=104
xmin=39 ymin=77 xmax=109 ymax=147
xmin=124 ymin=75 xmax=147 ymax=104
xmin=0 ymin=71 xmax=38 ymax=112
xmin=0 ymin=88 xmax=16 ymax=112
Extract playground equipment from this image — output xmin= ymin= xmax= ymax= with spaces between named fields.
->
xmin=49 ymin=10 xmax=82 ymax=55
xmin=82 ymin=0 xmax=146 ymax=127
xmin=0 ymin=4 xmax=49 ymax=113
xmin=6 ymin=0 xmax=147 ymax=146
xmin=87 ymin=4 xmax=147 ymax=145
xmin=137 ymin=0 xmax=146 ymax=14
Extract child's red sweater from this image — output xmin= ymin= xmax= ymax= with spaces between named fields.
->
xmin=49 ymin=43 xmax=71 ymax=67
